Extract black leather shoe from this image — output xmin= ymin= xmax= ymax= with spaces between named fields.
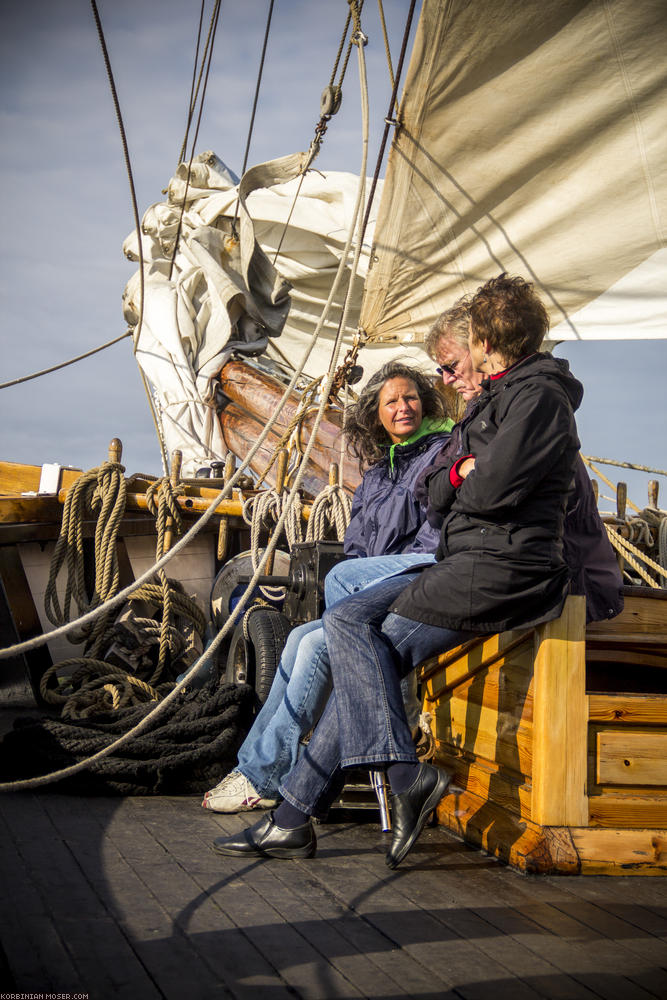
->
xmin=212 ymin=812 xmax=316 ymax=860
xmin=386 ymin=763 xmax=452 ymax=870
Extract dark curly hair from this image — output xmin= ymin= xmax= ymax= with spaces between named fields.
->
xmin=343 ymin=360 xmax=447 ymax=470
xmin=469 ymin=273 xmax=549 ymax=363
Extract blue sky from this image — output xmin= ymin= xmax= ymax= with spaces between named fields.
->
xmin=1 ymin=0 xmax=664 ymax=511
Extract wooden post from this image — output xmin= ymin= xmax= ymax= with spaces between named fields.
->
xmin=217 ymin=453 xmax=236 ymax=563
xmin=648 ymin=480 xmax=659 ymax=509
xmin=109 ymin=438 xmax=122 ymax=464
xmin=531 ymin=595 xmax=588 ymax=827
xmin=265 ymin=448 xmax=289 ymax=576
xmin=163 ymin=450 xmax=182 ymax=554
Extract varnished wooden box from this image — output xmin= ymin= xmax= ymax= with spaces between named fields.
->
xmin=420 ymin=589 xmax=667 ymax=875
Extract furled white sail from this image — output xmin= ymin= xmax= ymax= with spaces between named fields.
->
xmin=360 ymin=0 xmax=667 ymax=344
xmin=122 ymin=152 xmax=406 ymax=475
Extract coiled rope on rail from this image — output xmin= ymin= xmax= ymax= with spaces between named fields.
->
xmin=39 ymin=456 xmax=206 ymax=719
xmin=306 ymin=482 xmax=351 ymax=542
xmin=43 ymin=455 xmax=127 ymax=649
xmin=605 ymin=524 xmax=664 ymax=588
xmin=0 ymin=2 xmax=372 ymax=790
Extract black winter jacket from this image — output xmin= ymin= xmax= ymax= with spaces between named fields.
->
xmin=392 ymin=353 xmax=583 ymax=632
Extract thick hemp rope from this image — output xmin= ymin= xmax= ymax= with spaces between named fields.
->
xmin=0 ymin=10 xmax=372 ymax=790
xmin=39 ymin=463 xmax=207 ymax=719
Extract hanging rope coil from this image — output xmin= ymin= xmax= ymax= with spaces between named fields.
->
xmin=44 ymin=457 xmax=127 ymax=651
xmin=305 ymin=483 xmax=351 ymax=542
xmin=41 ymin=457 xmax=207 ymax=719
xmin=243 ymin=488 xmax=304 ymax=558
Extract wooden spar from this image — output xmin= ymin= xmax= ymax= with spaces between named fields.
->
xmin=217 ymin=359 xmax=361 ymax=496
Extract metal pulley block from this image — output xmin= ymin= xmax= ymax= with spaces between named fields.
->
xmin=320 ymin=85 xmax=342 ymax=117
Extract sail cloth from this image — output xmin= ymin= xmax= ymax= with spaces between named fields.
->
xmin=123 ymin=152 xmax=389 ymax=476
xmin=360 ymin=0 xmax=667 ymax=344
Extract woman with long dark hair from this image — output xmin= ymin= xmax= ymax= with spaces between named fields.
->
xmin=203 ymin=361 xmax=453 ymax=813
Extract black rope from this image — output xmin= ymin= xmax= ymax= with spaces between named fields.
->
xmin=357 ymin=0 xmax=418 ymax=251
xmin=231 ymin=0 xmax=276 ymax=237
xmin=89 ymin=1 xmax=144 ymax=343
xmin=177 ymin=0 xmax=207 ymax=166
xmin=0 ymin=332 xmax=132 ymax=391
xmin=89 ymin=1 xmax=169 ymax=473
xmin=168 ymin=0 xmax=222 ymax=281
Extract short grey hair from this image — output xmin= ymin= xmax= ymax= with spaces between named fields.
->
xmin=425 ymin=296 xmax=471 ymax=359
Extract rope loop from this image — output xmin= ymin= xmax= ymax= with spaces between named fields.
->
xmin=305 ymin=484 xmax=352 ymax=542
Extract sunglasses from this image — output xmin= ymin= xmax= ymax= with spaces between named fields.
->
xmin=436 ymin=350 xmax=469 ymax=378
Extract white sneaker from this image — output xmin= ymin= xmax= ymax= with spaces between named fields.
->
xmin=202 ymin=770 xmax=278 ymax=813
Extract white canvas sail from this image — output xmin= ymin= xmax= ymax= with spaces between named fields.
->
xmin=360 ymin=0 xmax=667 ymax=345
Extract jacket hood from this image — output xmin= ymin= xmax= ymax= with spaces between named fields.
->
xmin=485 ymin=352 xmax=584 ymax=412
xmin=387 ymin=415 xmax=454 ymax=470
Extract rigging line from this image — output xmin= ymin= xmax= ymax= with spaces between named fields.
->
xmin=177 ymin=0 xmax=206 ymax=166
xmin=329 ymin=6 xmax=352 ymax=87
xmin=168 ymin=0 xmax=222 ymax=281
xmin=0 ymin=332 xmax=132 ymax=391
xmin=358 ymin=0 xmax=417 ymax=252
xmin=231 ymin=0 xmax=275 ymax=236
xmin=336 ymin=0 xmax=366 ymax=89
xmin=269 ymin=1 xmax=360 ymax=268
xmin=377 ymin=0 xmax=395 ymax=90
xmin=0 ymin=32 xmax=374 ymax=673
xmin=0 ymin=77 xmax=374 ymax=791
xmin=582 ymin=455 xmax=667 ymax=478
xmin=89 ymin=0 xmax=168 ymax=475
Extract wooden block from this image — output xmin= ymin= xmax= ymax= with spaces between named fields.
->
xmin=531 ymin=595 xmax=588 ymax=827
xmin=587 ymin=591 xmax=667 ymax=638
xmin=433 ymin=692 xmax=534 ymax=779
xmin=434 ymin=784 xmax=581 ymax=874
xmin=570 ymin=827 xmax=667 ymax=875
xmin=589 ymin=795 xmax=667 ymax=828
xmin=588 ymin=693 xmax=667 ymax=725
xmin=435 ymin=745 xmax=533 ymax=820
xmin=596 ymin=730 xmax=667 ymax=786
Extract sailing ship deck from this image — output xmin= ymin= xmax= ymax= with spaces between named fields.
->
xmin=2 ymin=784 xmax=667 ymax=999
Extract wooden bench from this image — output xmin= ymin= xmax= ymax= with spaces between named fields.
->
xmin=419 ymin=588 xmax=667 ymax=875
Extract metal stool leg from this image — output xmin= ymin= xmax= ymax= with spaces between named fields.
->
xmin=370 ymin=770 xmax=391 ymax=831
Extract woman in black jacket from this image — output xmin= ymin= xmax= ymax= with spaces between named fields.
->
xmin=211 ymin=274 xmax=585 ymax=869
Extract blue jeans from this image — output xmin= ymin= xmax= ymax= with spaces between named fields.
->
xmin=279 ymin=573 xmax=472 ymax=817
xmin=236 ymin=553 xmax=434 ymax=798
xmin=324 ymin=552 xmax=435 ymax=606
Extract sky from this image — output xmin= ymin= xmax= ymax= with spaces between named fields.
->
xmin=0 ymin=0 xmax=665 ymax=513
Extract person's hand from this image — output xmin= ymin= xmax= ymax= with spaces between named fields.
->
xmin=458 ymin=457 xmax=476 ymax=480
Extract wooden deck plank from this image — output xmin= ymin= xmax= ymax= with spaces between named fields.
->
xmin=184 ymin=802 xmax=438 ymax=998
xmin=282 ymin=823 xmax=549 ymax=999
xmin=0 ymin=794 xmax=162 ymax=998
xmin=2 ymin=790 xmax=667 ymax=999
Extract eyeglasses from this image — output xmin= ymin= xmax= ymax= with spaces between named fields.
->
xmin=436 ymin=353 xmax=467 ymax=378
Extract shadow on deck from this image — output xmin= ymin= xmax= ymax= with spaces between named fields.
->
xmin=1 ymin=790 xmax=666 ymax=999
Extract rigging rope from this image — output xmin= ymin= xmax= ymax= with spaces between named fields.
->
xmin=231 ymin=0 xmax=276 ymax=237
xmin=89 ymin=0 xmax=168 ymax=475
xmin=168 ymin=0 xmax=222 ymax=281
xmin=0 ymin=6 xmax=374 ymax=791
xmin=605 ymin=524 xmax=663 ymax=588
xmin=177 ymin=0 xmax=207 ymax=166
xmin=0 ymin=332 xmax=132 ymax=391
xmin=357 ymin=0 xmax=418 ymax=253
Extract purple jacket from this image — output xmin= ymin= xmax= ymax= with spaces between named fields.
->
xmin=344 ymin=422 xmax=453 ymax=559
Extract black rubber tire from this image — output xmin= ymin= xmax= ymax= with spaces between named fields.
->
xmin=224 ymin=607 xmax=293 ymax=704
